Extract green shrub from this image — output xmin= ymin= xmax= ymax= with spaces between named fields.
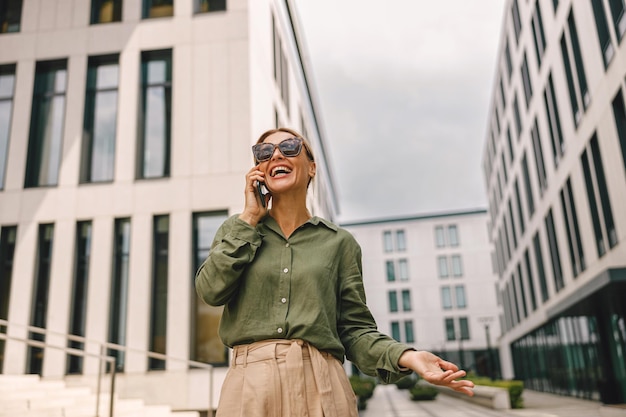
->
xmin=394 ymin=374 xmax=418 ymax=390
xmin=349 ymin=375 xmax=377 ymax=410
xmin=469 ymin=376 xmax=525 ymax=409
xmin=409 ymin=384 xmax=439 ymax=401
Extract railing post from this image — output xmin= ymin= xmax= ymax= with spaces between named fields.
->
xmin=96 ymin=344 xmax=104 ymax=417
xmin=109 ymin=362 xmax=116 ymax=417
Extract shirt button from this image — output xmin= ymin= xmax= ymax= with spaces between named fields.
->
xmin=281 ymin=298 xmax=287 ymax=303
xmin=277 ymin=328 xmax=283 ymax=334
xmin=285 ymin=243 xmax=290 ymax=247
xmin=283 ymin=268 xmax=289 ymax=273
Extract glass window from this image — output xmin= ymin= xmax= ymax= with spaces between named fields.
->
xmin=391 ymin=321 xmax=400 ymax=342
xmin=195 ymin=0 xmax=226 ymax=13
xmin=544 ymin=73 xmax=565 ymax=167
xmin=608 ymin=0 xmax=626 ymax=41
xmin=524 ymin=249 xmax=538 ymax=311
xmin=560 ymin=178 xmax=585 ymax=277
xmin=272 ymin=14 xmax=289 ymax=110
xmin=545 ymin=208 xmax=564 ymax=292
xmin=521 ymin=52 xmax=533 ymax=108
xmin=504 ymin=37 xmax=513 ymax=82
xmin=508 ymin=200 xmax=518 ymax=250
xmin=445 ymin=318 xmax=456 ymax=341
xmin=591 ymin=0 xmax=615 ymax=68
xmin=533 ymin=232 xmax=550 ymax=303
xmin=90 ymin=0 xmax=122 ymax=24
xmin=149 ymin=215 xmax=169 ymax=370
xmin=192 ymin=212 xmax=228 ymax=365
xmin=560 ymin=34 xmax=580 ymax=127
xmin=459 ymin=317 xmax=470 ymax=340
xmin=438 ymin=256 xmax=448 ymax=278
xmin=383 ymin=230 xmax=393 ymax=252
xmin=435 ymin=226 xmax=445 ymax=247
xmin=402 ymin=289 xmax=411 ymax=312
xmin=139 ymin=50 xmax=172 ymax=179
xmin=398 ymin=259 xmax=409 ymax=281
xmin=0 ymin=226 xmax=17 ymax=374
xmin=388 ymin=291 xmax=398 ymax=313
xmin=396 ymin=230 xmax=406 ymax=251
xmin=142 ymin=0 xmax=173 ymax=18
xmin=0 ymin=0 xmax=23 ymax=33
xmin=512 ymin=0 xmax=522 ymax=44
xmin=25 ymin=60 xmax=67 ymax=188
xmin=506 ymin=126 xmax=514 ymax=162
xmin=514 ymin=179 xmax=526 ymax=235
xmin=441 ymin=286 xmax=452 ymax=310
xmin=448 ymin=225 xmax=459 ymax=247
xmin=108 ymin=218 xmax=130 ymax=371
xmin=568 ymin=11 xmax=589 ymax=110
xmin=0 ymin=64 xmax=16 ymax=190
xmin=613 ymin=90 xmax=626 ymax=173
xmin=386 ymin=260 xmax=396 ymax=282
xmin=404 ymin=320 xmax=414 ymax=344
xmin=455 ymin=285 xmax=466 ymax=308
xmin=81 ymin=55 xmax=119 ymax=183
xmin=67 ymin=221 xmax=92 ymax=375
xmin=531 ymin=117 xmax=548 ymax=194
xmin=590 ymin=135 xmax=617 ymax=249
xmin=451 ymin=255 xmax=463 ymax=277
xmin=27 ymin=224 xmax=54 ymax=375
xmin=513 ymin=92 xmax=522 ymax=137
xmin=522 ymin=152 xmax=536 ymax=216
xmin=516 ymin=263 xmax=528 ymax=318
xmin=531 ymin=0 xmax=547 ymax=66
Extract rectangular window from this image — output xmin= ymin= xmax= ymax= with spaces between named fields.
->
xmin=386 ymin=260 xmax=396 ymax=282
xmin=398 ymin=259 xmax=409 ymax=281
xmin=0 ymin=64 xmax=16 ymax=190
xmin=0 ymin=0 xmax=23 ymax=33
xmin=0 ymin=226 xmax=17 ymax=374
xmin=391 ymin=321 xmax=400 ymax=342
xmin=533 ymin=232 xmax=549 ymax=302
xmin=441 ymin=286 xmax=452 ymax=310
xmin=521 ymin=52 xmax=533 ymax=108
xmin=404 ymin=320 xmax=414 ymax=344
xmin=545 ymin=208 xmax=564 ymax=292
xmin=531 ymin=118 xmax=548 ymax=194
xmin=513 ymin=93 xmax=522 ymax=137
xmin=592 ymin=0 xmax=615 ymax=68
xmin=459 ymin=317 xmax=470 ymax=340
xmin=523 ymin=249 xmax=538 ymax=311
xmin=500 ymin=77 xmax=506 ymax=109
xmin=194 ymin=0 xmax=226 ymax=13
xmin=90 ymin=0 xmax=122 ymax=24
xmin=608 ymin=0 xmax=626 ymax=41
xmin=139 ymin=49 xmax=172 ymax=179
xmin=508 ymin=200 xmax=518 ymax=250
xmin=192 ymin=212 xmax=228 ymax=364
xmin=272 ymin=14 xmax=289 ymax=111
xmin=435 ymin=226 xmax=445 ymax=247
xmin=149 ymin=215 xmax=169 ymax=370
xmin=388 ymin=290 xmax=398 ymax=313
xmin=512 ymin=0 xmax=522 ymax=44
xmin=522 ymin=152 xmax=536 ymax=216
xmin=25 ymin=60 xmax=68 ymax=188
xmin=448 ymin=225 xmax=459 ymax=246
xmin=503 ymin=214 xmax=512 ymax=262
xmin=514 ymin=179 xmax=526 ymax=235
xmin=81 ymin=55 xmax=119 ymax=183
xmin=506 ymin=126 xmax=514 ymax=162
xmin=544 ymin=73 xmax=565 ymax=167
xmin=383 ymin=230 xmax=393 ymax=252
xmin=67 ymin=221 xmax=92 ymax=375
xmin=455 ymin=285 xmax=467 ymax=308
xmin=451 ymin=255 xmax=463 ymax=277
xmin=27 ymin=224 xmax=54 ymax=375
xmin=142 ymin=0 xmax=173 ymax=18
xmin=516 ymin=263 xmax=528 ymax=318
xmin=531 ymin=0 xmax=547 ymax=66
xmin=509 ymin=278 xmax=520 ymax=325
xmin=438 ymin=256 xmax=449 ymax=278
xmin=560 ymin=33 xmax=580 ymax=126
xmin=108 ymin=218 xmax=130 ymax=371
xmin=613 ymin=90 xmax=626 ymax=172
xmin=590 ymin=134 xmax=617 ymax=249
xmin=396 ymin=230 xmax=406 ymax=251
xmin=445 ymin=318 xmax=456 ymax=341
xmin=568 ymin=11 xmax=589 ymax=111
xmin=401 ymin=289 xmax=411 ymax=312
xmin=560 ymin=178 xmax=585 ymax=277
xmin=505 ymin=37 xmax=513 ymax=82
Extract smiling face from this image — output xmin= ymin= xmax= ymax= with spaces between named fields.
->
xmin=257 ymin=130 xmax=316 ymax=195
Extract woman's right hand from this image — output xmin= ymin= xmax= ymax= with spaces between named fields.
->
xmin=238 ymin=166 xmax=269 ymax=226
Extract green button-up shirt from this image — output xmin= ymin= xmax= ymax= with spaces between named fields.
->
xmin=195 ymin=214 xmax=412 ymax=383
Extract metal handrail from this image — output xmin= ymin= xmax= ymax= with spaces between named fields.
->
xmin=0 ymin=319 xmax=214 ymax=416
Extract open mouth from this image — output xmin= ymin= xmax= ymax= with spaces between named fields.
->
xmin=270 ymin=166 xmax=292 ymax=177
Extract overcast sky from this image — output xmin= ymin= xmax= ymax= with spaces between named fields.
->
xmin=295 ymin=1 xmax=506 ymax=222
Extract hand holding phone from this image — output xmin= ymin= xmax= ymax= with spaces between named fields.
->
xmin=256 ymin=181 xmax=270 ymax=208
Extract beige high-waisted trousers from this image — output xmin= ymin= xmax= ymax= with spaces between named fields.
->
xmin=216 ymin=339 xmax=359 ymax=417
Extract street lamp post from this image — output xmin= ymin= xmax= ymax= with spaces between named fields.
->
xmin=479 ymin=316 xmax=495 ymax=379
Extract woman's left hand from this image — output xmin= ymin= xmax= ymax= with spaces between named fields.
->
xmin=398 ymin=350 xmax=475 ymax=396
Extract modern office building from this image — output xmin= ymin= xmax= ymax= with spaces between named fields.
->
xmin=0 ymin=0 xmax=337 ymax=412
xmin=483 ymin=0 xmax=626 ymax=404
xmin=342 ymin=209 xmax=502 ymax=380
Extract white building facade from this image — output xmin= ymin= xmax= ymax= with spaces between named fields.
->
xmin=483 ymin=0 xmax=626 ymax=404
xmin=0 ymin=0 xmax=338 ymax=412
xmin=343 ymin=210 xmax=502 ymax=379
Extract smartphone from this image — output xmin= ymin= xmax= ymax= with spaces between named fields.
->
xmin=256 ymin=181 xmax=270 ymax=208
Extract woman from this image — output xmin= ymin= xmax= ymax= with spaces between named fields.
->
xmin=195 ymin=127 xmax=474 ymax=416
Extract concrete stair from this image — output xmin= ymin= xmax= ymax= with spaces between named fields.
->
xmin=0 ymin=375 xmax=200 ymax=417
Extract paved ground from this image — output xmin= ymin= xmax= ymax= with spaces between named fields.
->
xmin=360 ymin=384 xmax=604 ymax=417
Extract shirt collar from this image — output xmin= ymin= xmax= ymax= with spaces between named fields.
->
xmin=259 ymin=215 xmax=338 ymax=237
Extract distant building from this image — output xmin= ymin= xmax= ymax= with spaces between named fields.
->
xmin=343 ymin=209 xmax=502 ymax=379
xmin=0 ymin=0 xmax=337 ymax=412
xmin=483 ymin=0 xmax=626 ymax=404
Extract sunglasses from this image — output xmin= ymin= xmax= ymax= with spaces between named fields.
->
xmin=252 ymin=137 xmax=307 ymax=164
